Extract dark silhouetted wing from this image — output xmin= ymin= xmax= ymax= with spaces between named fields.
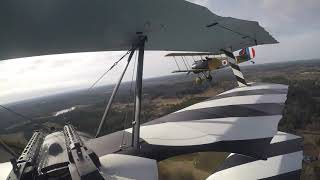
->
xmin=0 ymin=0 xmax=277 ymax=61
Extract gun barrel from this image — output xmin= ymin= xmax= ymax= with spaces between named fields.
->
xmin=63 ymin=124 xmax=103 ymax=180
xmin=7 ymin=131 xmax=44 ymax=180
xmin=17 ymin=131 xmax=43 ymax=164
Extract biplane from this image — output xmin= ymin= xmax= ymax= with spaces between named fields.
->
xmin=0 ymin=0 xmax=302 ymax=180
xmin=166 ymin=47 xmax=256 ymax=84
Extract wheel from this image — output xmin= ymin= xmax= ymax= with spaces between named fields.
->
xmin=195 ymin=77 xmax=203 ymax=85
xmin=207 ymin=74 xmax=213 ymax=81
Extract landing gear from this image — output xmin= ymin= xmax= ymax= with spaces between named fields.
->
xmin=195 ymin=72 xmax=213 ymax=85
xmin=195 ymin=77 xmax=203 ymax=85
xmin=206 ymin=74 xmax=213 ymax=81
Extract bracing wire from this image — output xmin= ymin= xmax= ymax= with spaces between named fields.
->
xmin=182 ymin=56 xmax=192 ymax=69
xmin=173 ymin=56 xmax=181 ymax=71
xmin=0 ymin=105 xmax=33 ymax=122
xmin=0 ymin=105 xmax=33 ymax=158
xmin=181 ymin=56 xmax=189 ymax=70
xmin=192 ymin=56 xmax=196 ymax=62
xmin=121 ymin=51 xmax=138 ymax=148
xmin=88 ymin=50 xmax=131 ymax=91
xmin=0 ymin=104 xmax=61 ymax=133
xmin=0 ymin=137 xmax=18 ymax=158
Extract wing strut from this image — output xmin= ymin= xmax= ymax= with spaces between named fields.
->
xmin=95 ymin=34 xmax=147 ymax=152
xmin=222 ymin=49 xmax=249 ymax=87
xmin=132 ymin=35 xmax=147 ymax=150
xmin=95 ymin=47 xmax=136 ymax=137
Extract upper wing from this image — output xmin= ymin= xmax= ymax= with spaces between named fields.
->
xmin=0 ymin=0 xmax=277 ymax=61
xmin=166 ymin=52 xmax=220 ymax=57
xmin=86 ymin=83 xmax=288 ymax=160
xmin=172 ymin=69 xmax=210 ymax=73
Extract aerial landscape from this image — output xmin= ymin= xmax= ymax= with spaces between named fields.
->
xmin=1 ymin=0 xmax=319 ymax=179
xmin=1 ymin=59 xmax=319 ymax=179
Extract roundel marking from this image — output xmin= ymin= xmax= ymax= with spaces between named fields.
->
xmin=222 ymin=60 xmax=228 ymax=66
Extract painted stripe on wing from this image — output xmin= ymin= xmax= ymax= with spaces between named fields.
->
xmin=205 ymin=89 xmax=288 ymax=102
xmin=146 ymin=103 xmax=284 ymax=125
xmin=177 ymin=94 xmax=287 ymax=112
xmin=259 ymin=170 xmax=301 ymax=180
xmin=214 ymin=133 xmax=302 ymax=173
xmin=220 ymin=84 xmax=288 ymax=95
xmin=138 ymin=137 xmax=273 ymax=161
xmin=140 ymin=115 xmax=281 ymax=144
xmin=207 ymin=151 xmax=302 ymax=180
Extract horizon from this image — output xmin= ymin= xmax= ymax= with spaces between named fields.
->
xmin=1 ymin=58 xmax=319 ymax=105
xmin=1 ymin=0 xmax=320 ymax=104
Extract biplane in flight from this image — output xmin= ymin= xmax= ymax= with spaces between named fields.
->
xmin=166 ymin=47 xmax=256 ymax=84
xmin=0 ymin=0 xmax=302 ymax=180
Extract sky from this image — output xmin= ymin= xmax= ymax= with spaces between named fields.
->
xmin=0 ymin=0 xmax=320 ymax=104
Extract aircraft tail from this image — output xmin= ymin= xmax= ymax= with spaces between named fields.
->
xmin=237 ymin=47 xmax=255 ymax=63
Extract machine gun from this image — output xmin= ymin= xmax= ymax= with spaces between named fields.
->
xmin=5 ymin=125 xmax=104 ymax=180
xmin=7 ymin=131 xmax=44 ymax=180
xmin=63 ymin=124 xmax=103 ymax=180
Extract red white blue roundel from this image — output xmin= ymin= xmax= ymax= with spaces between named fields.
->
xmin=239 ymin=47 xmax=255 ymax=59
xmin=222 ymin=59 xmax=228 ymax=66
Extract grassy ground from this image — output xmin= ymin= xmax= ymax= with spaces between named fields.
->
xmin=158 ymin=152 xmax=229 ymax=180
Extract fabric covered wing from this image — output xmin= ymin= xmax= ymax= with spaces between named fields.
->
xmin=0 ymin=0 xmax=277 ymax=60
xmin=166 ymin=52 xmax=220 ymax=57
xmin=172 ymin=69 xmax=210 ymax=73
xmin=99 ymin=154 xmax=158 ymax=180
xmin=87 ymin=83 xmax=288 ymax=161
xmin=207 ymin=131 xmax=303 ymax=180
xmin=0 ymin=162 xmax=12 ymax=180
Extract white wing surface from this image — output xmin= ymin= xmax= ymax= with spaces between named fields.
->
xmin=207 ymin=131 xmax=303 ymax=180
xmin=87 ymin=83 xmax=289 ymax=160
xmin=99 ymin=154 xmax=158 ymax=180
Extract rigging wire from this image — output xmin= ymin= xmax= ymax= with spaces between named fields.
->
xmin=0 ymin=105 xmax=33 ymax=158
xmin=182 ymin=56 xmax=192 ymax=69
xmin=0 ymin=137 xmax=18 ymax=158
xmin=121 ymin=51 xmax=138 ymax=148
xmin=173 ymin=56 xmax=181 ymax=71
xmin=191 ymin=56 xmax=196 ymax=63
xmin=88 ymin=50 xmax=131 ymax=91
xmin=181 ymin=56 xmax=189 ymax=70
xmin=0 ymin=105 xmax=33 ymax=122
xmin=0 ymin=105 xmax=57 ymax=132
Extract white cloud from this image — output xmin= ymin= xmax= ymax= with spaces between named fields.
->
xmin=0 ymin=50 xmax=178 ymax=104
